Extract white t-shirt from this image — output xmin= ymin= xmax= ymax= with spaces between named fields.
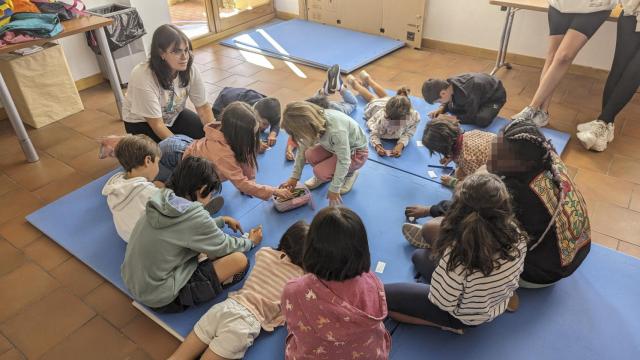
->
xmin=548 ymin=0 xmax=615 ymax=13
xmin=122 ymin=62 xmax=208 ymax=127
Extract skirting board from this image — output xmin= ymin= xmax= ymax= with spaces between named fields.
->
xmin=276 ymin=11 xmax=298 ymax=20
xmin=421 ymin=38 xmax=609 ymax=81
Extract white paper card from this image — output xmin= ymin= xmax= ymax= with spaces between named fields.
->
xmin=428 ymin=170 xmax=437 ymax=178
xmin=416 ymin=140 xmax=424 ymax=147
xmin=375 ymin=261 xmax=386 ymax=274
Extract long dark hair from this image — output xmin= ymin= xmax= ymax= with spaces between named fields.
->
xmin=303 ymin=206 xmax=371 ymax=281
xmin=220 ymin=102 xmax=260 ymax=169
xmin=166 ymin=156 xmax=222 ymax=201
xmin=277 ymin=220 xmax=309 ymax=267
xmin=422 ymin=115 xmax=461 ymax=158
xmin=432 ymin=173 xmax=524 ymax=276
xmin=149 ymin=24 xmax=193 ymax=90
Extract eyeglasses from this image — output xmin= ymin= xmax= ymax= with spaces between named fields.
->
xmin=169 ymin=48 xmax=192 ymax=58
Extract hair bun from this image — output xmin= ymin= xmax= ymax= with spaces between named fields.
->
xmin=397 ymin=86 xmax=411 ymax=97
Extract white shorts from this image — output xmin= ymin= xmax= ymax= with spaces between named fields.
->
xmin=193 ymin=298 xmax=261 ymax=359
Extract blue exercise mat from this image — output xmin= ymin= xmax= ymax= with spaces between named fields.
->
xmin=351 ymin=91 xmax=571 ymax=182
xmin=389 ymin=244 xmax=640 ymax=360
xmin=219 ymin=19 xmax=405 ymax=73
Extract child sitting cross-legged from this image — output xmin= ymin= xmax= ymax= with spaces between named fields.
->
xmin=386 ymin=173 xmax=527 ymax=334
xmin=422 ymin=115 xmax=495 ymax=187
xmin=282 ymin=206 xmax=391 ymax=359
xmin=347 ymin=70 xmax=420 ymax=157
xmin=122 ymin=156 xmax=263 ymax=313
xmin=102 ymin=134 xmax=161 ymax=243
xmin=168 ymin=220 xmax=308 ymax=360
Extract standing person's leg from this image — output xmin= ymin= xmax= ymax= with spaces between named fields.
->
xmin=124 ymin=121 xmax=162 ymax=142
xmin=170 ymin=109 xmax=206 ymax=139
xmin=384 ymin=283 xmax=466 ymax=334
xmin=599 ymin=15 xmax=640 ymax=124
xmin=577 ymin=16 xmax=640 ymax=151
xmin=537 ymin=36 xmax=564 ymax=113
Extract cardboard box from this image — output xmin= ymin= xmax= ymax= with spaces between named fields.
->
xmin=0 ymin=43 xmax=84 ymax=128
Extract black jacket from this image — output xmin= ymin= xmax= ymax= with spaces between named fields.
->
xmin=446 ymin=73 xmax=506 ymax=125
xmin=212 ymin=87 xmax=280 ymax=134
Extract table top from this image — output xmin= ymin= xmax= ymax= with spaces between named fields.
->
xmin=489 ymin=0 xmax=622 ymax=20
xmin=0 ymin=15 xmax=112 ymax=54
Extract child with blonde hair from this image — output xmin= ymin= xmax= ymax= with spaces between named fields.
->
xmin=280 ymin=101 xmax=368 ymax=206
xmin=347 ymin=71 xmax=420 ymax=157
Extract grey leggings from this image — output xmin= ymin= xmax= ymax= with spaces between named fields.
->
xmin=600 ymin=13 xmax=640 ymax=124
xmin=385 ymin=249 xmax=467 ymax=330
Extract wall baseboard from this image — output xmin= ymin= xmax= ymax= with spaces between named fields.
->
xmin=421 ymin=38 xmax=609 ymax=81
xmin=276 ymin=11 xmax=299 ymax=20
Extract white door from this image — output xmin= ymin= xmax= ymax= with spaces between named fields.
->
xmin=382 ymin=0 xmax=425 ymax=48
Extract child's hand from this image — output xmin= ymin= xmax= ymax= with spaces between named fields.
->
xmin=439 ymin=156 xmax=452 ymax=166
xmin=405 ymin=205 xmax=430 ymax=219
xmin=248 ymin=225 xmax=263 ymax=246
xmin=267 ymin=131 xmax=277 ymax=146
xmin=428 ymin=109 xmax=444 ymax=119
xmin=375 ymin=144 xmax=387 ymax=156
xmin=441 ymin=175 xmax=458 ymax=187
xmin=280 ymin=178 xmax=298 ymax=190
xmin=274 ymin=188 xmax=293 ymax=200
xmin=327 ymin=191 xmax=342 ymax=206
xmin=259 ymin=141 xmax=269 ymax=154
xmin=223 ymin=216 xmax=244 ymax=233
xmin=391 ymin=143 xmax=404 ymax=157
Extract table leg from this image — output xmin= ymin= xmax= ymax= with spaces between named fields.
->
xmin=94 ymin=27 xmax=125 ymax=119
xmin=0 ymin=71 xmax=38 ymax=162
xmin=491 ymin=7 xmax=517 ymax=76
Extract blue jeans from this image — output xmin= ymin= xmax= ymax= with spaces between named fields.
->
xmin=157 ymin=134 xmax=194 ymax=182
xmin=329 ymin=89 xmax=358 ymax=115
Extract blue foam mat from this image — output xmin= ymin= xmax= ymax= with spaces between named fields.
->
xmin=219 ymin=19 xmax=405 ymax=73
xmin=389 ymin=244 xmax=640 ymax=360
xmin=354 ymin=91 xmax=572 ymax=182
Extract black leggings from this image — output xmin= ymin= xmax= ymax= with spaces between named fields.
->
xmin=385 ymin=249 xmax=467 ymax=330
xmin=600 ymin=13 xmax=640 ymax=124
xmin=123 ymin=109 xmax=206 ymax=142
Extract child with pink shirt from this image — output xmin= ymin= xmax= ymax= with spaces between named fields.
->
xmin=282 ymin=206 xmax=390 ymax=359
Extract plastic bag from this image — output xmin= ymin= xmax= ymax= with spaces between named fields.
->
xmin=85 ymin=4 xmax=146 ymax=54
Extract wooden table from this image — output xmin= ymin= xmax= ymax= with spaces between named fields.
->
xmin=488 ymin=0 xmax=621 ymax=76
xmin=0 ymin=15 xmax=126 ymax=163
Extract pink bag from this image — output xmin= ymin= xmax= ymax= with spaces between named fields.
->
xmin=273 ymin=183 xmax=313 ymax=212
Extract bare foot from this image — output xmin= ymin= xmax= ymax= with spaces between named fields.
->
xmin=507 ymin=292 xmax=520 ymax=313
xmin=98 ymin=135 xmax=124 ymax=159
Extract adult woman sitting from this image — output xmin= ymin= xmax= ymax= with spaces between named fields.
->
xmin=122 ymin=24 xmax=214 ymax=142
xmin=404 ymin=119 xmax=591 ymax=287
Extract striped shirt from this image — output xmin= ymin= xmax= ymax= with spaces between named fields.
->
xmin=428 ymin=233 xmax=528 ymax=326
xmin=229 ymin=247 xmax=304 ymax=331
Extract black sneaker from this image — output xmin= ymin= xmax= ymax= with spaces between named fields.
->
xmin=204 ymin=195 xmax=224 ymax=215
xmin=325 ymin=64 xmax=341 ymax=94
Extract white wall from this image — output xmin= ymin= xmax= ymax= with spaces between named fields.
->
xmin=275 ymin=0 xmax=300 ymax=14
xmin=61 ymin=0 xmax=170 ymax=80
xmin=274 ymin=0 xmax=616 ymax=70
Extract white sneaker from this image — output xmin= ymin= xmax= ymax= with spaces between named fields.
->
xmin=531 ymin=110 xmax=550 ymax=127
xmin=577 ymin=120 xmax=612 ymax=152
xmin=304 ymin=176 xmax=328 ymax=190
xmin=339 ymin=170 xmax=359 ymax=194
xmin=577 ymin=120 xmax=614 ymax=142
xmin=511 ymin=106 xmax=538 ymax=121
xmin=402 ymin=223 xmax=429 ymax=249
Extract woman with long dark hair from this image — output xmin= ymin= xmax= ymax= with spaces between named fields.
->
xmin=122 ymin=24 xmax=214 ymax=142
